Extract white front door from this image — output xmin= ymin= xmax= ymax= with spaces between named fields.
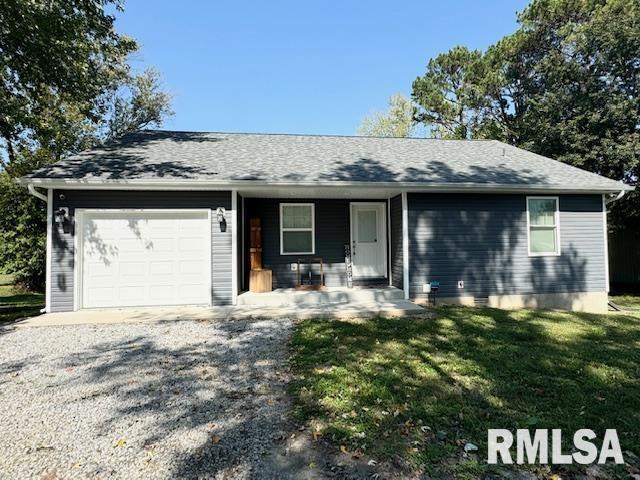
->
xmin=350 ymin=203 xmax=387 ymax=278
xmin=79 ymin=210 xmax=211 ymax=309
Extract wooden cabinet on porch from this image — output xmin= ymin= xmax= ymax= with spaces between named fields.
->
xmin=249 ymin=217 xmax=272 ymax=293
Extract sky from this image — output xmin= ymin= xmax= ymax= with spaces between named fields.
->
xmin=115 ymin=0 xmax=530 ymax=136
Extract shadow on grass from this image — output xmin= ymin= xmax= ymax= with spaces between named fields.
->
xmin=0 ymin=292 xmax=45 ymax=307
xmin=290 ymin=306 xmax=640 ymax=477
xmin=0 ymin=306 xmax=42 ymax=327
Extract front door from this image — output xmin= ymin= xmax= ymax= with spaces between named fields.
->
xmin=350 ymin=203 xmax=387 ymax=278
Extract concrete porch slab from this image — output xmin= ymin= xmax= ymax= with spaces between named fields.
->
xmin=13 ymin=299 xmax=425 ymax=327
xmin=237 ymin=286 xmax=404 ymax=307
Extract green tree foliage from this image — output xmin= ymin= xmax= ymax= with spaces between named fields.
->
xmin=0 ymin=0 xmax=173 ymax=290
xmin=106 ymin=68 xmax=174 ymax=140
xmin=357 ymin=94 xmax=418 ymax=138
xmin=0 ymin=0 xmax=137 ymax=164
xmin=411 ymin=0 xmax=639 ymax=227
xmin=412 ymin=46 xmax=484 ymax=139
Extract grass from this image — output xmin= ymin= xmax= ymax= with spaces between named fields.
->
xmin=290 ymin=307 xmax=640 ymax=478
xmin=0 ymin=275 xmax=44 ymax=324
xmin=610 ymin=294 xmax=640 ymax=310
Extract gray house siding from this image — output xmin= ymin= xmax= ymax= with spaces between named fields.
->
xmin=408 ymin=193 xmax=606 ymax=301
xmin=50 ymin=189 xmax=232 ymax=312
xmin=242 ymin=198 xmax=389 ymax=289
xmin=389 ymin=195 xmax=403 ymax=290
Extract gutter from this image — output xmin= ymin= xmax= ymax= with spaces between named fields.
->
xmin=16 ymin=177 xmax=635 ymax=195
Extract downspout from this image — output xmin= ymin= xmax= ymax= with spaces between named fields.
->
xmin=26 ymin=184 xmax=50 ymax=314
xmin=27 ymin=184 xmax=48 ymax=203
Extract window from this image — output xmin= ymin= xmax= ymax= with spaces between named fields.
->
xmin=527 ymin=197 xmax=560 ymax=256
xmin=280 ymin=203 xmax=315 ymax=254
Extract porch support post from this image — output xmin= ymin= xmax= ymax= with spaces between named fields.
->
xmin=602 ymin=194 xmax=609 ymax=293
xmin=231 ymin=189 xmax=238 ymax=305
xmin=387 ymin=198 xmax=392 ymax=286
xmin=45 ymin=188 xmax=52 ymax=312
xmin=401 ymin=191 xmax=409 ymax=300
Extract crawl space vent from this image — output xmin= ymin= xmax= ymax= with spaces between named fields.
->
xmin=474 ymin=296 xmax=489 ymax=307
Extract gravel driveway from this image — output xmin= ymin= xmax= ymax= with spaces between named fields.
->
xmin=0 ymin=318 xmax=292 ymax=479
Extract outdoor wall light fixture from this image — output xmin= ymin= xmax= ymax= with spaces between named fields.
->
xmin=55 ymin=207 xmax=71 ymax=233
xmin=216 ymin=207 xmax=227 ymax=232
xmin=55 ymin=207 xmax=69 ymax=223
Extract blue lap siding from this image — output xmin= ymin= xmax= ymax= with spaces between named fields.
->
xmin=389 ymin=195 xmax=404 ymax=289
xmin=407 ymin=193 xmax=606 ymax=301
xmin=49 ymin=190 xmax=232 ymax=312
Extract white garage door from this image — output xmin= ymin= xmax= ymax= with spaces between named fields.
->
xmin=80 ymin=210 xmax=211 ymax=309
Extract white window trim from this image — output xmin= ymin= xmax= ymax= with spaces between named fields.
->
xmin=279 ymin=203 xmax=315 ymax=255
xmin=526 ymin=196 xmax=561 ymax=257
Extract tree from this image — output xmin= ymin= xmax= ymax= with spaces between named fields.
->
xmin=503 ymin=0 xmax=639 ymax=228
xmin=0 ymin=0 xmax=137 ymax=165
xmin=105 ymin=68 xmax=174 ymax=141
xmin=0 ymin=0 xmax=173 ymax=290
xmin=411 ymin=46 xmax=484 ymax=139
xmin=358 ymin=94 xmax=418 ymax=137
xmin=411 ymin=0 xmax=639 ymax=227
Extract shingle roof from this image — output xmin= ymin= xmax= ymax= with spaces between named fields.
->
xmin=23 ymin=130 xmax=632 ymax=192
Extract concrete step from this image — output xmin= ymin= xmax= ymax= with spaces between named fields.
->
xmin=236 ymin=286 xmax=404 ymax=307
xmin=228 ymin=299 xmax=425 ymax=320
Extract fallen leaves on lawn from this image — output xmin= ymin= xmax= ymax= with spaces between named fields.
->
xmin=464 ymin=442 xmax=478 ymax=452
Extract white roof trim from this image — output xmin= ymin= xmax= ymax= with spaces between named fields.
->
xmin=16 ymin=177 xmax=633 ymax=194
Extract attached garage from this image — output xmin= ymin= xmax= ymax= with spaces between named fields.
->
xmin=77 ymin=210 xmax=211 ymax=309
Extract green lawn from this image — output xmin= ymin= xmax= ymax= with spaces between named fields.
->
xmin=290 ymin=307 xmax=640 ymax=478
xmin=0 ymin=276 xmax=44 ymax=324
xmin=610 ymin=294 xmax=640 ymax=310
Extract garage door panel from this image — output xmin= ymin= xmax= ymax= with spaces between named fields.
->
xmin=149 ymin=261 xmax=174 ymax=275
xmin=177 ymin=285 xmax=209 ymax=301
xmin=85 ymin=286 xmax=115 ymax=306
xmin=179 ymin=237 xmax=206 ymax=252
xmin=179 ymin=260 xmax=204 ymax=275
xmin=118 ymin=286 xmax=147 ymax=303
xmin=151 ymin=238 xmax=177 ymax=252
xmin=82 ymin=211 xmax=210 ymax=309
xmin=148 ymin=285 xmax=176 ymax=300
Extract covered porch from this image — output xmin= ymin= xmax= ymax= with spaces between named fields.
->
xmin=235 ymin=187 xmax=407 ymax=304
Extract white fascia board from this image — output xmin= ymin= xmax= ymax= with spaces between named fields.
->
xmin=17 ymin=177 xmax=634 ymax=195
